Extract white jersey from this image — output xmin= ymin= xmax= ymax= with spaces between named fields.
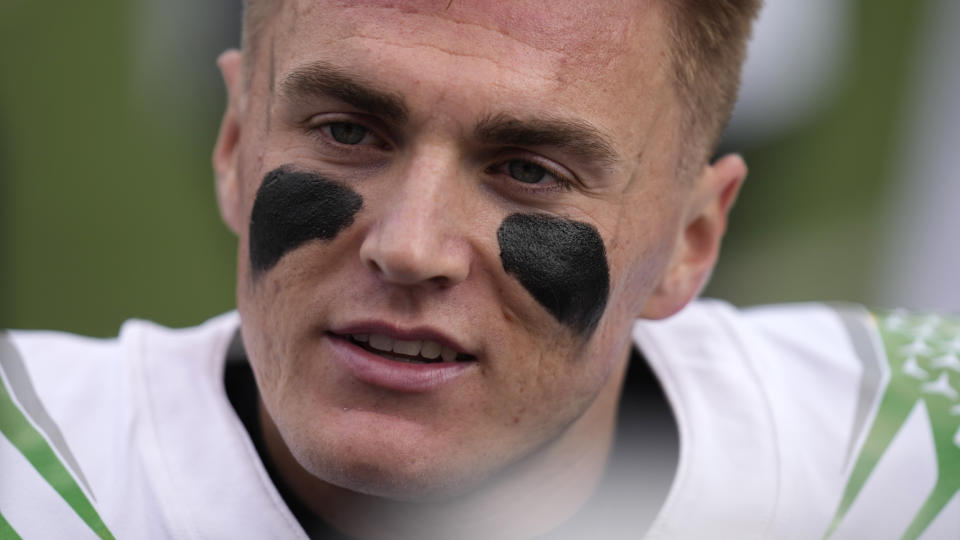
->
xmin=637 ymin=302 xmax=960 ymax=540
xmin=1 ymin=301 xmax=958 ymax=539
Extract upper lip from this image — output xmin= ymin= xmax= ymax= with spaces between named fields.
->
xmin=328 ymin=321 xmax=475 ymax=358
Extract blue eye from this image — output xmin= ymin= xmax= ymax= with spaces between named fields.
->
xmin=491 ymin=158 xmax=576 ymax=194
xmin=325 ymin=122 xmax=370 ymax=145
xmin=507 ymin=160 xmax=549 ymax=184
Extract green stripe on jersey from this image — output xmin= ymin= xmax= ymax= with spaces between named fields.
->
xmin=0 ymin=511 xmax=24 ymax=540
xmin=826 ymin=310 xmax=960 ymax=539
xmin=0 ymin=337 xmax=115 ymax=540
xmin=0 ymin=334 xmax=95 ymax=500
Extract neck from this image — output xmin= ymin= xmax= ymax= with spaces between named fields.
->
xmin=259 ymin=345 xmax=631 ymax=540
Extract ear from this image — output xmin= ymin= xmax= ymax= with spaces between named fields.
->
xmin=213 ymin=49 xmax=246 ymax=235
xmin=641 ymin=154 xmax=747 ymax=319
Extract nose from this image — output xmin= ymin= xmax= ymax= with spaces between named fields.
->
xmin=359 ymin=156 xmax=471 ymax=288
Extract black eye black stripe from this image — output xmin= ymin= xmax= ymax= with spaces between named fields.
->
xmin=248 ymin=166 xmax=363 ymax=276
xmin=498 ymin=213 xmax=610 ymax=338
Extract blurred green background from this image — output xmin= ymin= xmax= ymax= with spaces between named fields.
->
xmin=0 ymin=0 xmax=952 ymax=336
xmin=1 ymin=0 xmax=239 ymax=335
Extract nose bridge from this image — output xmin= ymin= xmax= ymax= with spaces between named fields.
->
xmin=395 ymin=148 xmax=456 ymax=232
xmin=360 ymin=145 xmax=471 ymax=286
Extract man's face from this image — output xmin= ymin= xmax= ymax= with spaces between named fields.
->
xmin=219 ymin=0 xmax=699 ymax=499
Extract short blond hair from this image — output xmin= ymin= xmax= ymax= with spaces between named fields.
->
xmin=240 ymin=0 xmax=761 ymax=170
xmin=664 ymin=0 xmax=762 ymax=171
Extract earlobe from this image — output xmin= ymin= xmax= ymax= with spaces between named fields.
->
xmin=213 ymin=49 xmax=246 ymax=235
xmin=641 ymin=154 xmax=747 ymax=320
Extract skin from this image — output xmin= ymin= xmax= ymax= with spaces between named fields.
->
xmin=212 ymin=1 xmax=747 ymax=538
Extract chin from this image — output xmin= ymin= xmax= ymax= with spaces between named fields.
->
xmin=280 ymin=416 xmax=485 ymax=501
xmin=294 ymin=439 xmax=493 ymax=502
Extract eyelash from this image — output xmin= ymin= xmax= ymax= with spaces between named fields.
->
xmin=487 ymin=158 xmax=576 ymax=195
xmin=303 ymin=118 xmax=577 ymax=195
xmin=305 ymin=117 xmax=392 ymax=151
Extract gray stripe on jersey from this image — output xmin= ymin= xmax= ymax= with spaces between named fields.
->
xmin=0 ymin=332 xmax=96 ymax=501
xmin=826 ymin=304 xmax=887 ymax=468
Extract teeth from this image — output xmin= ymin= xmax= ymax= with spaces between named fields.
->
xmin=368 ymin=334 xmax=393 ymax=352
xmin=357 ymin=334 xmax=463 ymax=362
xmin=420 ymin=341 xmax=442 ymax=360
xmin=392 ymin=339 xmax=422 ymax=356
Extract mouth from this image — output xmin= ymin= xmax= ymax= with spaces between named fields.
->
xmin=327 ymin=326 xmax=477 ymax=392
xmin=337 ymin=333 xmax=477 ymax=364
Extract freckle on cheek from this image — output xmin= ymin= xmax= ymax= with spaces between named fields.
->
xmin=497 ymin=213 xmax=610 ymax=338
xmin=248 ymin=166 xmax=364 ymax=277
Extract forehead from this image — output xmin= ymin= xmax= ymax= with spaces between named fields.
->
xmin=264 ymin=0 xmax=669 ymax=106
xmin=249 ymin=0 xmax=681 ymax=183
xmin=280 ymin=0 xmax=651 ymax=60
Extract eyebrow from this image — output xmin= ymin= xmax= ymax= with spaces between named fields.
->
xmin=278 ymin=61 xmax=409 ymax=124
xmin=474 ymin=113 xmax=620 ymax=169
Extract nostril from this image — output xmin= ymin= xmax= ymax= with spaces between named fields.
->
xmin=428 ymin=275 xmax=452 ymax=288
xmin=364 ymin=257 xmax=383 ymax=275
xmin=358 ymin=223 xmax=470 ymax=287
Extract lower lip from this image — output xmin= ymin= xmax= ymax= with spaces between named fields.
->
xmin=327 ymin=334 xmax=476 ymax=393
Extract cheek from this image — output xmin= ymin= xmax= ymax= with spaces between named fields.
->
xmin=248 ymin=166 xmax=363 ymax=277
xmin=240 ymin=165 xmax=365 ymax=417
xmin=497 ymin=213 xmax=610 ymax=337
xmin=613 ymin=211 xmax=683 ymax=315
